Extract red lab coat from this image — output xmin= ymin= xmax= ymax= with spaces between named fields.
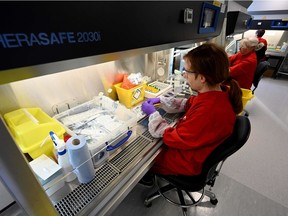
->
xmin=257 ymin=36 xmax=268 ymax=48
xmin=229 ymin=51 xmax=257 ymax=89
xmin=152 ymin=90 xmax=236 ymax=176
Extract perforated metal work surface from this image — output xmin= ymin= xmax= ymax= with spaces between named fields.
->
xmin=163 ymin=112 xmax=182 ymax=122
xmin=109 ymin=136 xmax=152 ymax=171
xmin=53 ymin=120 xmax=179 ymax=216
xmin=141 ymin=130 xmax=155 ymax=141
xmin=54 ymin=132 xmax=152 ymax=216
xmin=54 ymin=163 xmax=119 ymax=216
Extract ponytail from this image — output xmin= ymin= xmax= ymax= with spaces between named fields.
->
xmin=224 ymin=77 xmax=243 ymax=114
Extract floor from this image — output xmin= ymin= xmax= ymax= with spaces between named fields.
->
xmin=1 ymin=76 xmax=288 ymax=216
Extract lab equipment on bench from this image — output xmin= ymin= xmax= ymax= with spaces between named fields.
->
xmin=54 ymin=95 xmax=137 ymax=167
xmin=114 ymin=82 xmax=147 ymax=108
xmin=173 ymin=69 xmax=183 ymax=94
xmin=4 ymin=108 xmax=65 ymax=159
xmin=50 ymin=131 xmax=76 ymax=182
xmin=66 ymin=135 xmax=95 ymax=184
xmin=29 ymin=154 xmax=65 ymax=196
xmin=144 ymin=81 xmax=172 ymax=98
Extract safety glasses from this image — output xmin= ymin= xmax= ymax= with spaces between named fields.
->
xmin=182 ymin=67 xmax=198 ymax=74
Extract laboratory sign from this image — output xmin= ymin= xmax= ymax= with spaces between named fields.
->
xmin=0 ymin=1 xmax=223 ymax=71
xmin=0 ymin=32 xmax=101 ymax=48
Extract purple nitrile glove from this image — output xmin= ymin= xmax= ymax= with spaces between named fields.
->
xmin=146 ymin=97 xmax=160 ymax=105
xmin=141 ymin=101 xmax=156 ymax=115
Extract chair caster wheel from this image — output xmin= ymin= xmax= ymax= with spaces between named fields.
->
xmin=144 ymin=199 xmax=152 ymax=207
xmin=210 ymin=198 xmax=218 ymax=205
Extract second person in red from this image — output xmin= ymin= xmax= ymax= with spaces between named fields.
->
xmin=229 ymin=37 xmax=258 ymax=89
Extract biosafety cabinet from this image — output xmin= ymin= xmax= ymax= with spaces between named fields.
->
xmin=0 ymin=2 xmax=226 ymax=215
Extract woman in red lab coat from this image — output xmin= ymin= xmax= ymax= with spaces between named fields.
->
xmin=140 ymin=43 xmax=242 ymax=183
xmin=229 ymin=37 xmax=258 ymax=89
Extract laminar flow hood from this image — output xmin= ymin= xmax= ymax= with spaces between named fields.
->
xmin=0 ymin=1 xmax=226 ymax=85
xmin=0 ymin=2 xmax=227 ymax=215
xmin=226 ymin=11 xmax=252 ymax=36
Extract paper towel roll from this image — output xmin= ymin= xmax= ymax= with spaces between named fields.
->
xmin=66 ymin=135 xmax=95 ymax=184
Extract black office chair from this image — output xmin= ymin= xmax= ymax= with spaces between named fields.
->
xmin=144 ymin=116 xmax=251 ymax=216
xmin=252 ymin=61 xmax=270 ymax=94
xmin=243 ymin=61 xmax=270 ymax=117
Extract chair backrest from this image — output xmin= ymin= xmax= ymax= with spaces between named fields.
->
xmin=255 ymin=43 xmax=266 ymax=62
xmin=252 ymin=61 xmax=270 ymax=93
xmin=203 ymin=116 xmax=251 ymax=178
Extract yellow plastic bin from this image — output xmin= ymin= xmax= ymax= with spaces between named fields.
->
xmin=241 ymin=88 xmax=254 ymax=108
xmin=4 ymin=108 xmax=65 ymax=159
xmin=114 ymin=82 xmax=146 ymax=108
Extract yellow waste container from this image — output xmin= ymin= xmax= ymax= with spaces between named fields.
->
xmin=4 ymin=108 xmax=65 ymax=159
xmin=241 ymin=88 xmax=254 ymax=108
xmin=114 ymin=82 xmax=146 ymax=108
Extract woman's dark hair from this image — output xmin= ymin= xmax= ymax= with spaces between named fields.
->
xmin=256 ymin=29 xmax=265 ymax=37
xmin=183 ymin=43 xmax=243 ymax=114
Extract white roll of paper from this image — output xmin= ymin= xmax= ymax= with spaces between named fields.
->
xmin=66 ymin=135 xmax=95 ymax=184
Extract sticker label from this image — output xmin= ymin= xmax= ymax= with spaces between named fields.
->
xmin=133 ymin=89 xmax=141 ymax=100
